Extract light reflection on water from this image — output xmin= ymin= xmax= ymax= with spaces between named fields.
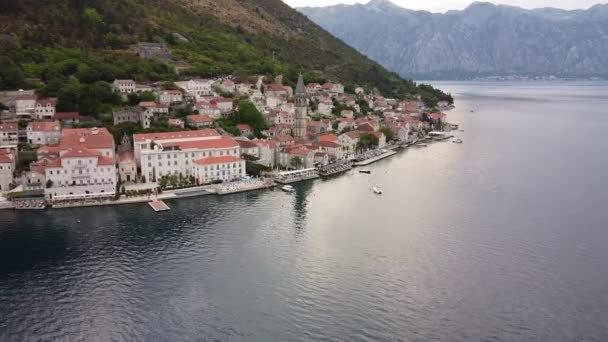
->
xmin=1 ymin=81 xmax=608 ymax=341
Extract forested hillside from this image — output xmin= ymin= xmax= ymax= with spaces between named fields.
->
xmin=0 ymin=0 xmax=453 ymax=117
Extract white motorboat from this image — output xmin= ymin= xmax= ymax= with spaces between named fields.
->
xmin=452 ymin=139 xmax=463 ymax=144
xmin=372 ymin=186 xmax=383 ymax=195
xmin=281 ymin=185 xmax=295 ymax=192
xmin=416 ymin=143 xmax=428 ymax=147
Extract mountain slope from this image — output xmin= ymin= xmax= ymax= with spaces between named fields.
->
xmin=300 ymin=1 xmax=608 ymax=79
xmin=0 ymin=0 xmax=451 ymax=105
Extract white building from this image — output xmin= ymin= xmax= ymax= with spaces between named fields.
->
xmin=0 ymin=123 xmax=19 ymax=146
xmin=318 ymin=100 xmax=333 ymax=116
xmin=138 ymin=102 xmax=169 ymax=129
xmin=254 ymin=140 xmax=278 ymax=167
xmin=0 ymin=150 xmax=15 ymax=192
xmin=139 ymin=134 xmax=241 ymax=183
xmin=112 ymin=79 xmax=136 ymax=94
xmin=27 ymin=121 xmax=61 ymax=145
xmin=192 ymin=155 xmax=245 ymax=184
xmin=133 ymin=129 xmax=222 ymax=163
xmin=175 ymin=79 xmax=214 ymax=99
xmin=158 ymin=90 xmax=183 ymax=104
xmin=15 ymin=95 xmax=37 ymax=119
xmin=34 ymin=98 xmax=57 ymax=120
xmin=44 ymin=148 xmax=117 ymax=200
xmin=118 ymin=151 xmax=137 ymax=183
xmin=39 ymin=127 xmax=117 ymax=200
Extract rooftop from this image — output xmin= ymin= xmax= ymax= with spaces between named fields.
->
xmin=134 ymin=129 xmax=220 ymax=142
xmin=193 ymin=155 xmax=242 ymax=166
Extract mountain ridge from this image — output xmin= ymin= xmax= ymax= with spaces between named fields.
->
xmin=0 ymin=0 xmax=452 ymax=107
xmin=299 ymin=1 xmax=608 ymax=80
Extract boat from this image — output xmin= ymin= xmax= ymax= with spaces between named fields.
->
xmin=281 ymin=185 xmax=295 ymax=192
xmin=372 ymin=186 xmax=383 ymax=195
xmin=452 ymin=139 xmax=463 ymax=144
xmin=359 ymin=170 xmax=371 ymax=174
xmin=416 ymin=143 xmax=428 ymax=147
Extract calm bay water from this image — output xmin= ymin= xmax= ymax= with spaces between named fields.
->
xmin=1 ymin=81 xmax=608 ymax=341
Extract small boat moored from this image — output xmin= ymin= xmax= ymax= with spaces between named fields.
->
xmin=359 ymin=170 xmax=371 ymax=174
xmin=452 ymin=139 xmax=463 ymax=144
xmin=281 ymin=185 xmax=295 ymax=192
xmin=372 ymin=186 xmax=383 ymax=195
xmin=416 ymin=143 xmax=428 ymax=147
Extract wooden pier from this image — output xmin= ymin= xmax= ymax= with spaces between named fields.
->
xmin=149 ymin=200 xmax=170 ymax=212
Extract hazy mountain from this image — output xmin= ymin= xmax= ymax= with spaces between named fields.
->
xmin=299 ymin=0 xmax=608 ymax=79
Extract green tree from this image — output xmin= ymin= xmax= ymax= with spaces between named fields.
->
xmin=356 ymin=134 xmax=379 ymax=152
xmin=379 ymin=126 xmax=394 ymax=141
xmin=290 ymin=156 xmax=303 ymax=170
xmin=84 ymin=8 xmax=106 ymax=31
xmin=232 ymin=99 xmax=268 ymax=137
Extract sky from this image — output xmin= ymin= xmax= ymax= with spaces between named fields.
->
xmin=284 ymin=0 xmax=605 ymax=13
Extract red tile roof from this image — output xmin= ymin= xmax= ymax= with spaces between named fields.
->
xmin=319 ymin=141 xmax=341 ymax=148
xmin=358 ymin=123 xmax=375 ymax=132
xmin=61 ymin=148 xmax=101 ymax=158
xmin=318 ymin=134 xmax=338 ymax=142
xmin=138 ymin=101 xmax=157 ymax=108
xmin=342 ymin=131 xmax=363 ymax=139
xmin=254 ymin=139 xmax=277 ymax=148
xmin=60 ymin=128 xmax=114 ymax=150
xmin=97 ymin=155 xmax=116 ymax=165
xmin=275 ymin=134 xmax=294 ymax=142
xmin=0 ymin=154 xmax=12 ymax=163
xmin=236 ymin=124 xmax=252 ymax=131
xmin=0 ymin=123 xmax=18 ymax=132
xmin=162 ymin=136 xmax=239 ymax=150
xmin=288 ymin=147 xmax=311 ymax=157
xmin=119 ymin=151 xmax=135 ymax=162
xmin=134 ymin=129 xmax=220 ymax=142
xmin=28 ymin=121 xmax=60 ymax=132
xmin=193 ymin=155 xmax=242 ymax=166
xmin=237 ymin=140 xmax=258 ymax=149
xmin=54 ymin=112 xmax=80 ymax=120
xmin=186 ymin=114 xmax=214 ymax=124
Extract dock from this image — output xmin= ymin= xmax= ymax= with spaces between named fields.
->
xmin=317 ymin=160 xmax=353 ymax=177
xmin=215 ymin=179 xmax=275 ymax=195
xmin=274 ymin=168 xmax=320 ymax=184
xmin=148 ymin=200 xmax=170 ymax=212
xmin=353 ymin=150 xmax=397 ymax=166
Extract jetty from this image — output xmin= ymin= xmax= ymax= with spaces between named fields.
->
xmin=274 ymin=168 xmax=319 ymax=184
xmin=149 ymin=200 xmax=170 ymax=212
xmin=215 ymin=178 xmax=275 ymax=195
xmin=317 ymin=160 xmax=353 ymax=177
xmin=353 ymin=150 xmax=398 ymax=166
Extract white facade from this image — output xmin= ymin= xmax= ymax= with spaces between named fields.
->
xmin=158 ymin=90 xmax=183 ymax=104
xmin=44 ymin=151 xmax=117 ymax=200
xmin=0 ymin=156 xmax=14 ymax=192
xmin=119 ymin=158 xmax=137 ymax=183
xmin=27 ymin=122 xmax=61 ymax=145
xmin=133 ymin=129 xmax=222 ymax=164
xmin=0 ymin=123 xmax=19 ymax=145
xmin=34 ymin=100 xmax=56 ymax=120
xmin=175 ymin=79 xmax=214 ymax=99
xmin=112 ymin=79 xmax=136 ymax=94
xmin=192 ymin=156 xmax=245 ymax=184
xmin=15 ymin=97 xmax=36 ymax=118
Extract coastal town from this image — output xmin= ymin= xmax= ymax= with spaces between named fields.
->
xmin=0 ymin=61 xmax=454 ymax=210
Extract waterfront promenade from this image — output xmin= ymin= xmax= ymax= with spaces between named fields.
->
xmin=0 ymin=136 xmax=451 ymax=210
